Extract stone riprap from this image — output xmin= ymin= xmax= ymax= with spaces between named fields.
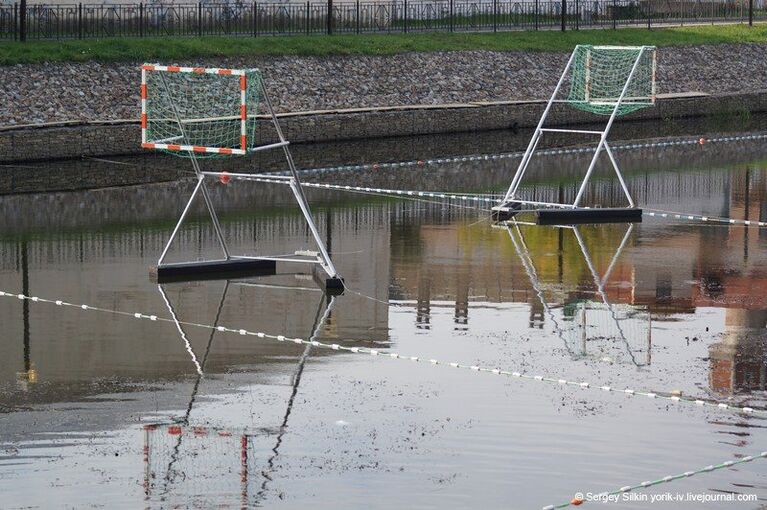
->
xmin=2 ymin=43 xmax=766 ymax=126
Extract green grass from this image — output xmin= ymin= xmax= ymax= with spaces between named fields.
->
xmin=1 ymin=24 xmax=766 ymax=65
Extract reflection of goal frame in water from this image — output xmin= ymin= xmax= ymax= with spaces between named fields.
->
xmin=493 ymin=45 xmax=657 ymax=223
xmin=141 ymin=65 xmax=343 ymax=292
xmin=144 ymin=281 xmax=338 ymax=504
xmin=142 ymin=423 xmax=253 ymax=505
xmin=504 ymin=220 xmax=651 ymax=366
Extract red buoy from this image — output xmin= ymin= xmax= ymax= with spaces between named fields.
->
xmin=698 ymin=138 xmax=706 ymax=145
xmin=219 ymin=171 xmax=231 ymax=184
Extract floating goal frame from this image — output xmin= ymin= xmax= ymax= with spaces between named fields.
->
xmin=141 ymin=64 xmax=343 ymax=291
xmin=493 ymin=45 xmax=657 ymax=224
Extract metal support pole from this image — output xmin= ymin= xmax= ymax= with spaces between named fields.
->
xmin=502 ymin=49 xmax=578 ymax=203
xmin=157 ymin=73 xmax=230 ymax=262
xmin=259 ymin=81 xmax=340 ymax=279
xmin=306 ymin=1 xmax=310 ymax=34
xmin=534 ymin=0 xmax=538 ymax=29
xmin=749 ymin=0 xmax=753 ymax=25
xmin=356 ymin=0 xmax=360 ymax=33
xmin=78 ymin=3 xmax=83 ymax=39
xmin=139 ymin=2 xmax=143 ymax=37
xmin=158 ymin=177 xmax=205 ymax=265
xmin=573 ymin=47 xmax=646 ymax=207
xmin=450 ymin=0 xmax=454 ymax=31
xmin=404 ymin=0 xmax=408 ymax=32
xmin=327 ymin=0 xmax=332 ymax=34
xmin=612 ymin=0 xmax=616 ymax=28
xmin=493 ymin=0 xmax=497 ymax=32
xmin=603 ymin=141 xmax=635 ymax=207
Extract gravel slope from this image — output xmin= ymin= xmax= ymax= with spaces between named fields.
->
xmin=1 ymin=43 xmax=765 ymax=126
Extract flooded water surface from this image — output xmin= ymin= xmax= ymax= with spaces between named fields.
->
xmin=1 ymin=126 xmax=767 ymax=509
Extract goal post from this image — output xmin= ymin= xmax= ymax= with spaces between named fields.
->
xmin=493 ymin=45 xmax=657 ymax=224
xmin=141 ymin=64 xmax=343 ymax=292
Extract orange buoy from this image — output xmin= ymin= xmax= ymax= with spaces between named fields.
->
xmin=698 ymin=138 xmax=706 ymax=145
xmin=571 ymin=497 xmax=584 ymax=506
xmin=219 ymin=171 xmax=231 ymax=184
xmin=417 ymin=160 xmax=425 ymax=167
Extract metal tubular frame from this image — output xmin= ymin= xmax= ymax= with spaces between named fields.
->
xmin=498 ymin=46 xmax=654 ymax=211
xmin=151 ymin=67 xmax=340 ymax=284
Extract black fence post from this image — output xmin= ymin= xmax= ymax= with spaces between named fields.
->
xmin=404 ymin=0 xmax=408 ymax=32
xmin=612 ymin=0 xmax=616 ymax=28
xmin=647 ymin=0 xmax=651 ymax=29
xmin=449 ymin=0 xmax=454 ymax=31
xmin=252 ymin=2 xmax=257 ymax=37
xmin=749 ymin=0 xmax=753 ymax=25
xmin=78 ymin=2 xmax=83 ymax=38
xmin=493 ymin=0 xmax=497 ymax=32
xmin=13 ymin=2 xmax=17 ymax=41
xmin=534 ymin=0 xmax=538 ymax=29
xmin=575 ymin=0 xmax=579 ymax=28
xmin=327 ymin=0 xmax=332 ymax=34
xmin=197 ymin=2 xmax=202 ymax=36
xmin=356 ymin=0 xmax=360 ymax=33
xmin=305 ymin=1 xmax=310 ymax=34
xmin=19 ymin=0 xmax=26 ymax=42
xmin=561 ymin=0 xmax=566 ymax=30
xmin=139 ymin=2 xmax=144 ymax=37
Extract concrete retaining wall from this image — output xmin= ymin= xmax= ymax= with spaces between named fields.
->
xmin=1 ymin=91 xmax=764 ymax=164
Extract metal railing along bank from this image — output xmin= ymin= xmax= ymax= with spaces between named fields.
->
xmin=0 ymin=0 xmax=763 ymax=41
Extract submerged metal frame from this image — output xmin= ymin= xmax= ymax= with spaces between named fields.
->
xmin=494 ymin=46 xmax=655 ymax=215
xmin=153 ymin=71 xmax=341 ymax=288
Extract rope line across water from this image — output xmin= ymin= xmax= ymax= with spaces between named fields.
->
xmin=2 ymin=290 xmax=765 ymax=419
xmin=240 ymin=177 xmax=767 ymax=228
xmin=543 ymin=451 xmax=767 ymax=509
xmin=282 ymin=132 xmax=767 ymax=177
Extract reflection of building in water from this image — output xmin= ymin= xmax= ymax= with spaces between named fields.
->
xmin=709 ymin=309 xmax=767 ymax=395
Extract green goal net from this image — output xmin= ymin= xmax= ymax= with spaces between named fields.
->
xmin=142 ymin=66 xmax=262 ymax=158
xmin=566 ymin=45 xmax=656 ymax=116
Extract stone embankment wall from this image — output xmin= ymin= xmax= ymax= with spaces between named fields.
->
xmin=1 ymin=44 xmax=766 ymax=163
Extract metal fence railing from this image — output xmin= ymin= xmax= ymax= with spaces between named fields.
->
xmin=1 ymin=0 xmax=764 ymax=41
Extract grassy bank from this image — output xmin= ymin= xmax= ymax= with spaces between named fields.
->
xmin=1 ymin=24 xmax=766 ymax=65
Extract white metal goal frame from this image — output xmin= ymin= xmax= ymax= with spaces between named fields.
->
xmin=494 ymin=45 xmax=657 ymax=215
xmin=141 ymin=64 xmax=341 ymax=288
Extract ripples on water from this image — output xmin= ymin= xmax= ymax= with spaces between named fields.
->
xmin=1 ymin=127 xmax=767 ymax=509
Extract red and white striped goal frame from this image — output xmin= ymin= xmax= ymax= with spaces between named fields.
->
xmin=141 ymin=64 xmax=254 ymax=156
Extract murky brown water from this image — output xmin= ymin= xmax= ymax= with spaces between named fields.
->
xmin=1 ymin=129 xmax=767 ymax=509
